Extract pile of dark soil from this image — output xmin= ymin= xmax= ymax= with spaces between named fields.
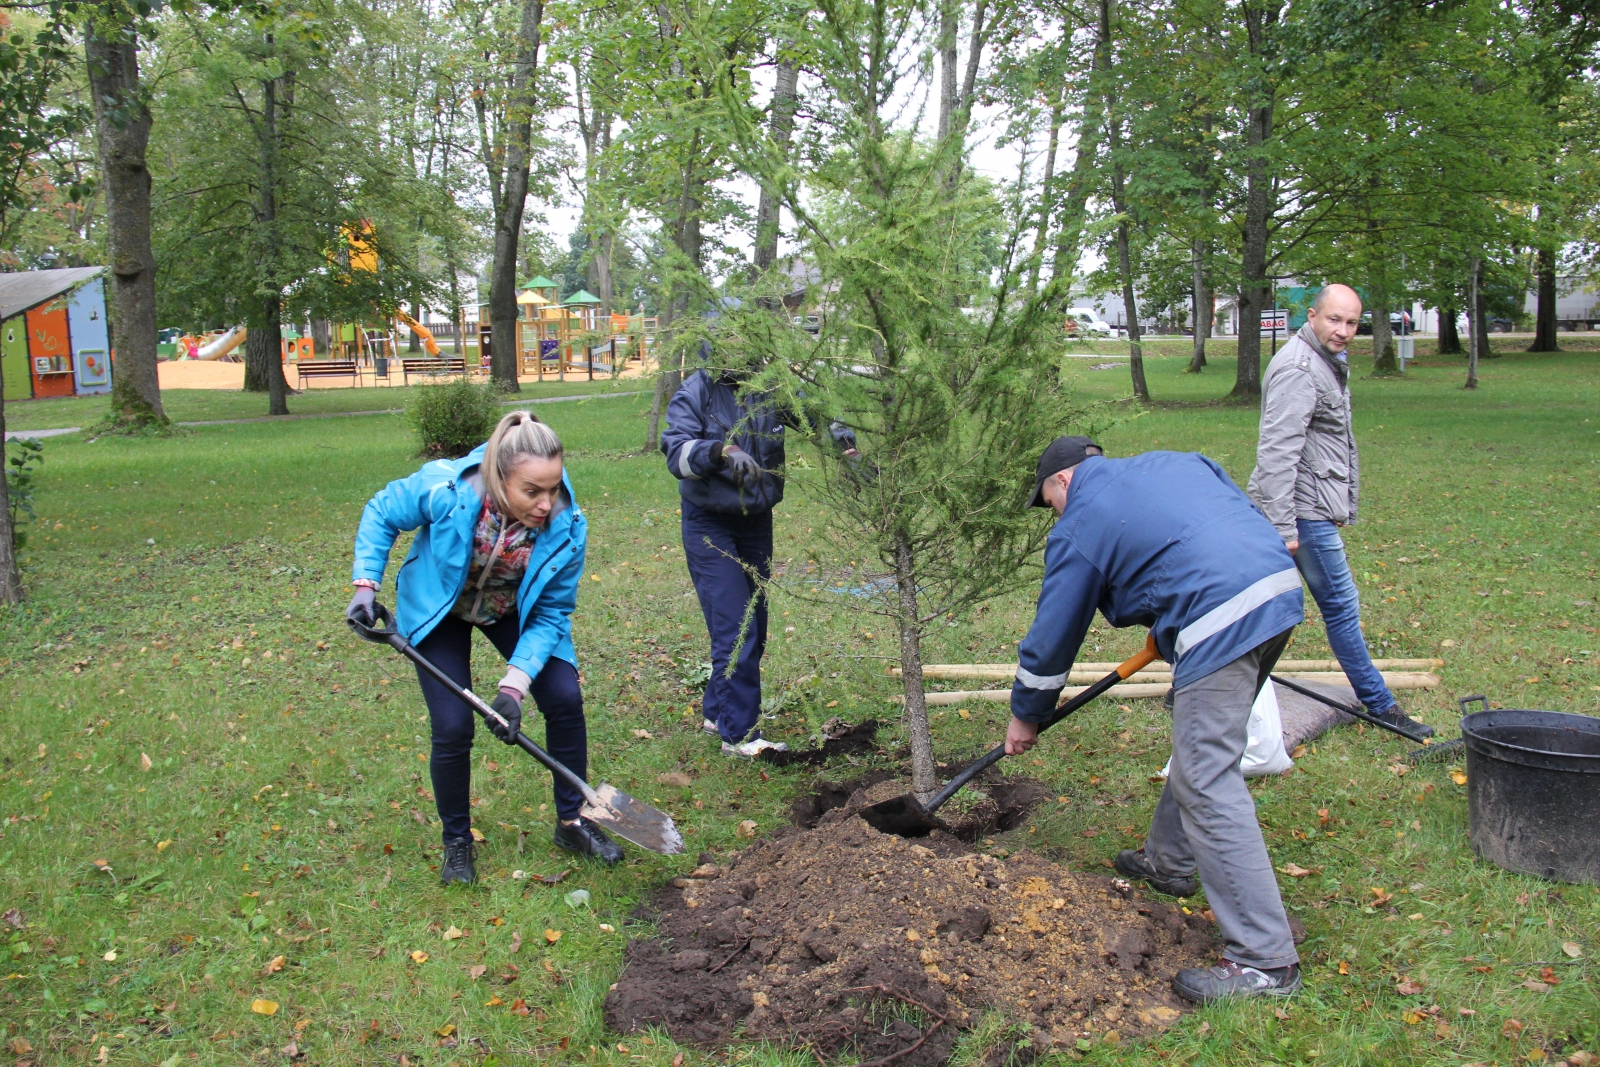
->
xmin=606 ymin=782 xmax=1219 ymax=1063
xmin=760 ymin=719 xmax=881 ymax=767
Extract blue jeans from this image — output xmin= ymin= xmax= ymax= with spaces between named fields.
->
xmin=412 ymin=613 xmax=588 ymax=838
xmin=1293 ymin=519 xmax=1396 ymax=715
xmin=681 ymin=500 xmax=772 ymax=744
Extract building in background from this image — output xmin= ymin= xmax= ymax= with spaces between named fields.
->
xmin=0 ymin=268 xmax=111 ymax=401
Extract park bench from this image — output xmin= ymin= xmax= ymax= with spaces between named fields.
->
xmin=401 ymin=356 xmax=468 ymax=384
xmin=296 ymin=359 xmax=360 ymax=388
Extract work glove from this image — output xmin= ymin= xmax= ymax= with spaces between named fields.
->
xmin=489 ymin=689 xmax=523 ymax=744
xmin=828 ymin=420 xmax=859 ymax=455
xmin=346 ymin=586 xmax=377 ymax=628
xmin=722 ymin=446 xmax=763 ymax=489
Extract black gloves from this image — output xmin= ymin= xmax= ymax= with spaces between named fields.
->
xmin=346 ymin=586 xmax=377 ymax=627
xmin=722 ymin=447 xmax=763 ymax=489
xmin=489 ymin=691 xmax=523 ymax=744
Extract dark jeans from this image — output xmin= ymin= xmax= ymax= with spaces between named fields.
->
xmin=412 ymin=613 xmax=587 ymax=838
xmin=681 ymin=500 xmax=772 ymax=743
xmin=1294 ymin=519 xmax=1396 ymax=715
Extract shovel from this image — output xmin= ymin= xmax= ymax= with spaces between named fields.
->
xmin=349 ymin=603 xmax=684 ymax=855
xmin=860 ymin=634 xmax=1161 ymax=837
xmin=1269 ymin=673 xmax=1464 ymax=764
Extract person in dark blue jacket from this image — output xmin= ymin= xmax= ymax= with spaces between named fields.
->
xmin=661 ymin=357 xmax=856 ymax=757
xmin=347 ymin=411 xmax=622 ymax=884
xmin=1006 ymin=437 xmax=1305 ymax=1004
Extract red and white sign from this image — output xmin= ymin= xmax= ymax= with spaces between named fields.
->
xmin=1259 ymin=310 xmax=1288 ymax=332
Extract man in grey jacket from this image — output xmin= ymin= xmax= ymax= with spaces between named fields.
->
xmin=1246 ymin=284 xmax=1433 ymax=737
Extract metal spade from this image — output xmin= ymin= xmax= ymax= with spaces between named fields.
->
xmin=349 ymin=603 xmax=684 ymax=855
xmin=860 ymin=635 xmax=1161 ymax=837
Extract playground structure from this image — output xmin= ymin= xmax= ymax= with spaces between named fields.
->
xmin=0 ymin=267 xmax=112 ymax=401
xmin=476 ymin=276 xmax=656 ymax=383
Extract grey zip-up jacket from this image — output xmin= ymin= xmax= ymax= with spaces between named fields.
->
xmin=1246 ymin=323 xmax=1359 ymax=541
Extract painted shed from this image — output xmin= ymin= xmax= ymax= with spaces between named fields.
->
xmin=0 ymin=267 xmax=111 ymax=400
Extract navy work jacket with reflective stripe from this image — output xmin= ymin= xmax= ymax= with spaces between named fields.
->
xmin=1010 ymin=452 xmax=1304 ymax=724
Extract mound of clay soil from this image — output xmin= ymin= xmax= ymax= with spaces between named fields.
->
xmin=606 ymin=787 xmax=1219 ymax=1064
xmin=759 ymin=719 xmax=881 ymax=767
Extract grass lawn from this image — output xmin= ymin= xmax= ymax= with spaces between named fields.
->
xmin=3 ymin=378 xmax=645 ymax=433
xmin=0 ymin=353 xmax=1596 ymax=1066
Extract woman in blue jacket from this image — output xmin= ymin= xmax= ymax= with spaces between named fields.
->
xmin=347 ymin=411 xmax=621 ymax=884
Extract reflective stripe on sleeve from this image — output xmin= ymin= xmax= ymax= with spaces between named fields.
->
xmin=1015 ymin=666 xmax=1069 ymax=690
xmin=1174 ymin=567 xmax=1302 ymax=659
xmin=676 ymin=440 xmax=701 ymax=480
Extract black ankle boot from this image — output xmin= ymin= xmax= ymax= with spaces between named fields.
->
xmin=440 ymin=837 xmax=477 ymax=885
xmin=553 ymin=818 xmax=623 ymax=865
xmin=1371 ymin=706 xmax=1435 ymax=739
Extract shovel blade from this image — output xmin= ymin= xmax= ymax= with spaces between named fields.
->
xmin=857 ymin=793 xmax=948 ymax=838
xmin=580 ymin=783 xmax=685 ymax=855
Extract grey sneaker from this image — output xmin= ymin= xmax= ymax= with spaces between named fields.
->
xmin=1115 ymin=848 xmax=1198 ymax=897
xmin=440 ymin=837 xmax=477 ymax=885
xmin=702 ymin=718 xmax=719 ymax=736
xmin=1173 ymin=960 xmax=1301 ymax=1004
xmin=722 ymin=733 xmax=788 ymax=759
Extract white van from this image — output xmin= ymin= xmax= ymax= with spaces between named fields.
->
xmin=1064 ymin=308 xmax=1116 ymax=338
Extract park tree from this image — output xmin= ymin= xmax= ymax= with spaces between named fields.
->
xmin=709 ymin=0 xmax=1089 ymax=802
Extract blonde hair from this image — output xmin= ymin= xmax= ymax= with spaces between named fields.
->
xmin=482 ymin=411 xmax=563 ymax=514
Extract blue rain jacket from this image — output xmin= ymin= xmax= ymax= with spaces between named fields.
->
xmin=351 ymin=444 xmax=586 ymax=678
xmin=1011 ymin=452 xmax=1303 ymax=723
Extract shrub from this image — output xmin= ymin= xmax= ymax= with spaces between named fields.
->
xmin=407 ymin=378 xmax=500 ymax=458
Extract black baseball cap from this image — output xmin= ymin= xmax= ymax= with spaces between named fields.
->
xmin=1029 ymin=436 xmax=1102 ymax=508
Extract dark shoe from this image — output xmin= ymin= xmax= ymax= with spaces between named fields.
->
xmin=1115 ymin=848 xmax=1198 ymax=897
xmin=440 ymin=837 xmax=477 ymax=885
xmin=553 ymin=817 xmax=624 ymax=865
xmin=1173 ymin=960 xmax=1301 ymax=1004
xmin=1371 ymin=706 xmax=1434 ymax=739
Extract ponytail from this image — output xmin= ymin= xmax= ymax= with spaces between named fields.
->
xmin=482 ymin=411 xmax=563 ymax=514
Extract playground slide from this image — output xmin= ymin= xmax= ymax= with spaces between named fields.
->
xmin=198 ymin=325 xmax=246 ymax=360
xmin=395 ymin=311 xmax=441 ymax=356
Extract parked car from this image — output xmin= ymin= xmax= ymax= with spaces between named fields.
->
xmin=792 ymin=313 xmax=821 ymax=335
xmin=1355 ymin=311 xmax=1411 ymax=335
xmin=1064 ymin=309 xmax=1116 ymax=338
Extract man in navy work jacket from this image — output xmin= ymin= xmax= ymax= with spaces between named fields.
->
xmin=1005 ymin=436 xmax=1306 ymax=1004
xmin=662 ymin=352 xmax=856 ymax=758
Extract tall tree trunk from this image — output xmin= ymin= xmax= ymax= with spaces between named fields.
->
xmin=1052 ymin=2 xmax=1110 ymax=288
xmin=408 ymin=301 xmax=422 ymax=351
xmin=1231 ymin=1 xmax=1277 ymax=400
xmin=85 ymin=10 xmax=164 ymax=428
xmin=1028 ymin=103 xmax=1062 ymax=293
xmin=1437 ymin=304 xmax=1461 ymax=354
xmin=1528 ymin=245 xmax=1559 ymax=352
xmin=1465 ymin=258 xmax=1480 ymax=389
xmin=937 ymin=1 xmax=958 ymax=146
xmin=310 ymin=317 xmax=331 ymax=357
xmin=243 ymin=68 xmax=289 ymax=415
xmin=0 ymin=381 xmax=22 ymax=603
xmin=894 ymin=530 xmax=937 ymax=803
xmin=753 ymin=51 xmax=798 ymax=276
xmin=1371 ymin=294 xmax=1397 ymax=375
xmin=488 ymin=0 xmax=544 ymax=392
xmin=1103 ymin=61 xmax=1147 ymax=400
xmin=1188 ymin=238 xmax=1209 ymax=371
xmin=1472 ymin=259 xmax=1491 ymax=364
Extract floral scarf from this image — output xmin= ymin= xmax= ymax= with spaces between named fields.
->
xmin=451 ymin=499 xmax=538 ymax=625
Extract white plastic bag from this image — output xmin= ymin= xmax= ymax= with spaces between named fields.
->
xmin=1156 ymin=681 xmax=1294 ymax=780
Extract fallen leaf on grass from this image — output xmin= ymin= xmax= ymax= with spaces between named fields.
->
xmin=2 ymin=908 xmax=24 ymax=930
xmin=1567 ymin=1052 xmax=1598 ymax=1067
xmin=1388 ymin=762 xmax=1411 ymax=776
xmin=534 ymin=869 xmax=574 ymax=885
xmin=1539 ymin=967 xmax=1561 ymax=985
xmin=1435 ymin=1021 xmax=1452 ymax=1039
xmin=1318 ymin=808 xmax=1331 ymax=827
xmin=1562 ymin=942 xmax=1583 ymax=959
xmin=102 ymin=950 xmax=117 ymax=962
xmin=673 ymin=1054 xmax=686 ymax=1067
xmin=632 ymin=729 xmax=653 ymax=739
xmin=1337 ymin=961 xmax=1350 ymax=975
xmin=510 ymin=998 xmax=530 ymax=1016
xmin=1397 ymin=977 xmax=1425 ymax=995
xmin=435 ymin=1024 xmax=456 ymax=1038
xmin=1291 ymin=744 xmax=1307 ymax=759
xmin=1522 ymin=979 xmax=1551 ymax=992
xmin=543 ymin=929 xmax=562 ymax=944
xmin=469 ymin=828 xmax=486 ymax=843
xmin=957 ymin=709 xmax=971 ymax=719
xmin=140 ymin=752 xmax=153 ymax=772
xmin=1281 ymin=863 xmax=1315 ymax=878
xmin=262 ymin=955 xmax=286 ymax=975
xmin=509 ymin=933 xmax=522 ymax=954
xmin=657 ymin=772 xmax=693 ymax=787
xmin=1370 ymin=887 xmax=1393 ymax=905
xmin=466 ymin=964 xmax=486 ymax=980
xmin=1273 ymin=1006 xmax=1289 ymax=1020
xmin=1450 ymin=770 xmax=1468 ymax=786
xmin=9 ymin=1038 xmax=32 ymax=1054
xmin=250 ymin=999 xmax=279 ymax=1016
xmin=599 ymin=923 xmax=615 ymax=933
xmin=442 ymin=926 xmax=464 ymax=941
xmin=1402 ymin=1010 xmax=1425 ymax=1025
xmin=410 ymin=951 xmax=429 ymax=964
xmin=1503 ymin=1019 xmax=1524 ymax=1039
xmin=485 ymin=995 xmax=503 ymax=1007
xmin=736 ymin=820 xmax=757 ymax=838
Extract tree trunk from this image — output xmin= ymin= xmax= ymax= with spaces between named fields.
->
xmin=488 ymin=0 xmax=544 ymax=392
xmin=1103 ymin=69 xmax=1147 ymax=400
xmin=753 ymin=52 xmax=798 ymax=276
xmin=408 ymin=301 xmax=422 ymax=352
xmin=1052 ymin=0 xmax=1111 ymax=287
xmin=0 ymin=381 xmax=22 ymax=603
xmin=1437 ymin=305 xmax=1461 ymax=354
xmin=1188 ymin=238 xmax=1209 ymax=372
xmin=1231 ymin=0 xmax=1277 ymax=400
xmin=937 ymin=1 xmax=957 ymax=147
xmin=1371 ymin=295 xmax=1397 ymax=375
xmin=311 ymin=317 xmax=331 ymax=357
xmin=894 ymin=530 xmax=937 ymax=803
xmin=1473 ymin=259 xmax=1491 ymax=364
xmin=85 ymin=10 xmax=165 ymax=428
xmin=243 ymin=68 xmax=289 ymax=415
xmin=1465 ymin=258 xmax=1480 ymax=389
xmin=1028 ymin=103 xmax=1062 ymax=293
xmin=1528 ymin=245 xmax=1559 ymax=352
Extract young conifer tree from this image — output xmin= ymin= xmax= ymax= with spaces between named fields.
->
xmin=707 ymin=0 xmax=1091 ymax=801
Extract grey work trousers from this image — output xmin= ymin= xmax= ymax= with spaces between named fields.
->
xmin=1145 ymin=629 xmax=1298 ymax=971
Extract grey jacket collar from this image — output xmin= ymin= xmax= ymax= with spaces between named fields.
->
xmin=1297 ymin=323 xmax=1348 ymax=388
